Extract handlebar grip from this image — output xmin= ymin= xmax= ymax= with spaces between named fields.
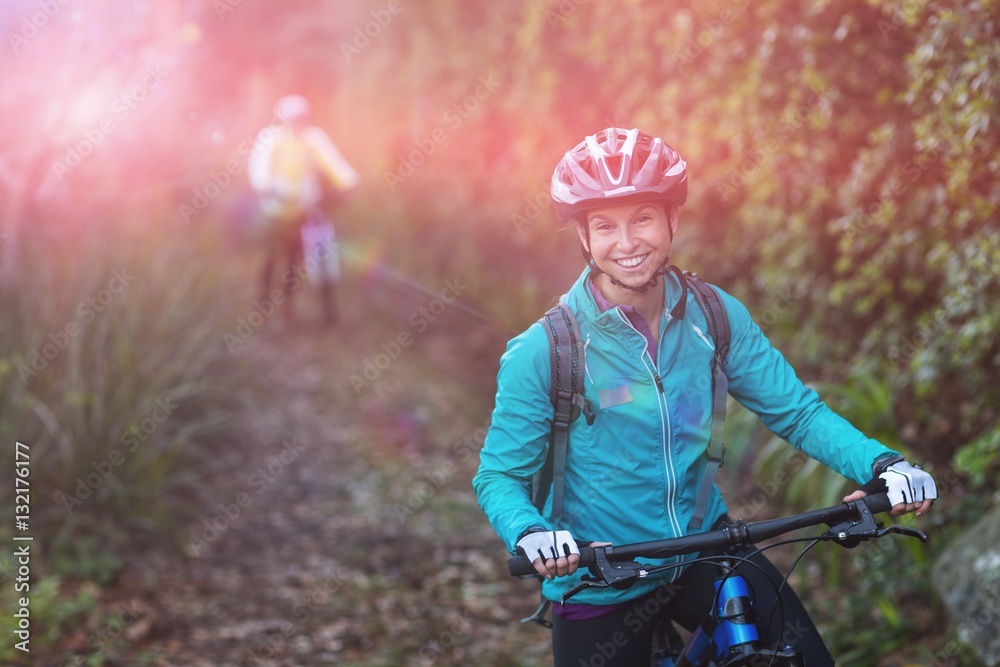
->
xmin=861 ymin=493 xmax=893 ymax=515
xmin=507 ymin=554 xmax=537 ymax=577
xmin=507 ymin=546 xmax=596 ymax=577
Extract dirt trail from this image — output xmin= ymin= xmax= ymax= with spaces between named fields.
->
xmin=38 ymin=279 xmax=948 ymax=667
xmin=58 ymin=287 xmax=551 ymax=667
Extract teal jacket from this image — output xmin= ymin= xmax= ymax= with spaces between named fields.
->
xmin=473 ymin=266 xmax=899 ymax=606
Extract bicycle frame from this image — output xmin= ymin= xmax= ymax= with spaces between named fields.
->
xmin=677 ymin=565 xmax=806 ymax=667
xmin=649 ymin=558 xmax=804 ymax=667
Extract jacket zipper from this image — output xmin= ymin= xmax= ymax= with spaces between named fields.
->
xmin=614 ymin=309 xmax=683 ymax=541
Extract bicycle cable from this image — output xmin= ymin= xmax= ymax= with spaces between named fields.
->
xmin=747 ymin=535 xmax=832 ymax=667
xmin=704 ymin=552 xmax=788 ymax=666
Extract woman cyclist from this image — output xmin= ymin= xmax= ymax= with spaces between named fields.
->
xmin=473 ymin=127 xmax=936 ymax=666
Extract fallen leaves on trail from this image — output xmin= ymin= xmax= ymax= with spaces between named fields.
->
xmin=42 ymin=307 xmax=547 ymax=667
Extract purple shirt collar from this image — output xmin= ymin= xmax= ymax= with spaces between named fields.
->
xmin=588 ymin=278 xmax=658 ymax=363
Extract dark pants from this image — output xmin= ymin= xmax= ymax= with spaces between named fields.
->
xmin=260 ymin=217 xmax=304 ymax=307
xmin=552 ymin=547 xmax=834 ymax=667
xmin=259 ymin=212 xmax=338 ymax=324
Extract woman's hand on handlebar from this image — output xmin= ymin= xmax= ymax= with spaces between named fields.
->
xmin=844 ymin=486 xmax=933 ymax=517
xmin=516 ymin=530 xmax=581 ymax=579
xmin=847 ymin=457 xmax=938 ymax=517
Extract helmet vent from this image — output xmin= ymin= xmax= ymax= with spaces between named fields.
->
xmin=602 ymin=154 xmax=626 ymax=187
xmin=550 ymin=127 xmax=688 ymax=223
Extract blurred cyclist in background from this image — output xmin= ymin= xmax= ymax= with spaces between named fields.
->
xmin=249 ymin=94 xmax=359 ymax=325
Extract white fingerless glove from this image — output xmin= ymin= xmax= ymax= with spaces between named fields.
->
xmin=516 ymin=530 xmax=580 ymax=562
xmin=878 ymin=459 xmax=938 ymax=505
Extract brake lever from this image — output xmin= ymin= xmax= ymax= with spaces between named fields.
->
xmin=823 ymin=499 xmax=929 ymax=547
xmin=560 ymin=546 xmax=648 ymax=604
xmin=561 ymin=578 xmax=606 ymax=604
xmin=878 ymin=524 xmax=928 ymax=542
xmin=824 ymin=499 xmax=883 ymax=547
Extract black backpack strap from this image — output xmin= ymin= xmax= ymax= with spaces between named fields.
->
xmin=534 ymin=302 xmax=594 ymax=520
xmin=686 ymin=274 xmax=731 ymax=530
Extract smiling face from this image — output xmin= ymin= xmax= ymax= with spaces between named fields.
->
xmin=577 ymin=200 xmax=678 ymax=303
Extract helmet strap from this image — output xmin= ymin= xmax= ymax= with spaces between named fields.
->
xmin=587 ymin=259 xmax=689 ymax=318
xmin=580 ymin=208 xmax=678 ymax=293
xmin=607 ymin=257 xmax=671 ymax=293
xmin=588 ymin=256 xmax=671 ymax=294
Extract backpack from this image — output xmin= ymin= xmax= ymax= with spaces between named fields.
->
xmin=531 ymin=272 xmax=731 ymax=532
xmin=270 ymin=129 xmax=315 ymax=184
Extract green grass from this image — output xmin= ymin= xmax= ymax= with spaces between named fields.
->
xmin=0 ymin=210 xmax=253 ymax=662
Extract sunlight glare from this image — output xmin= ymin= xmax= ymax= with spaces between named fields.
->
xmin=66 ymin=84 xmax=115 ymax=133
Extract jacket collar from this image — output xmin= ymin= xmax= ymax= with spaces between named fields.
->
xmin=565 ymin=265 xmax=688 ymax=332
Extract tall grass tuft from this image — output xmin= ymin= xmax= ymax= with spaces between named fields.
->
xmin=1 ymin=210 xmax=249 ymax=575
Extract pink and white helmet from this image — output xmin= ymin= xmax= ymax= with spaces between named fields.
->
xmin=551 ymin=128 xmax=688 ymax=223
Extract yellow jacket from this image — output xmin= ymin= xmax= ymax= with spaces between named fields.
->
xmin=249 ymin=125 xmax=359 ymax=222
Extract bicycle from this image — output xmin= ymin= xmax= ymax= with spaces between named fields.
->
xmin=507 ymin=493 xmax=927 ymax=666
xmin=258 ymin=203 xmax=341 ymax=325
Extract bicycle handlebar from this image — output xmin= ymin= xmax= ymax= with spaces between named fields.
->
xmin=508 ymin=493 xmax=895 ymax=577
